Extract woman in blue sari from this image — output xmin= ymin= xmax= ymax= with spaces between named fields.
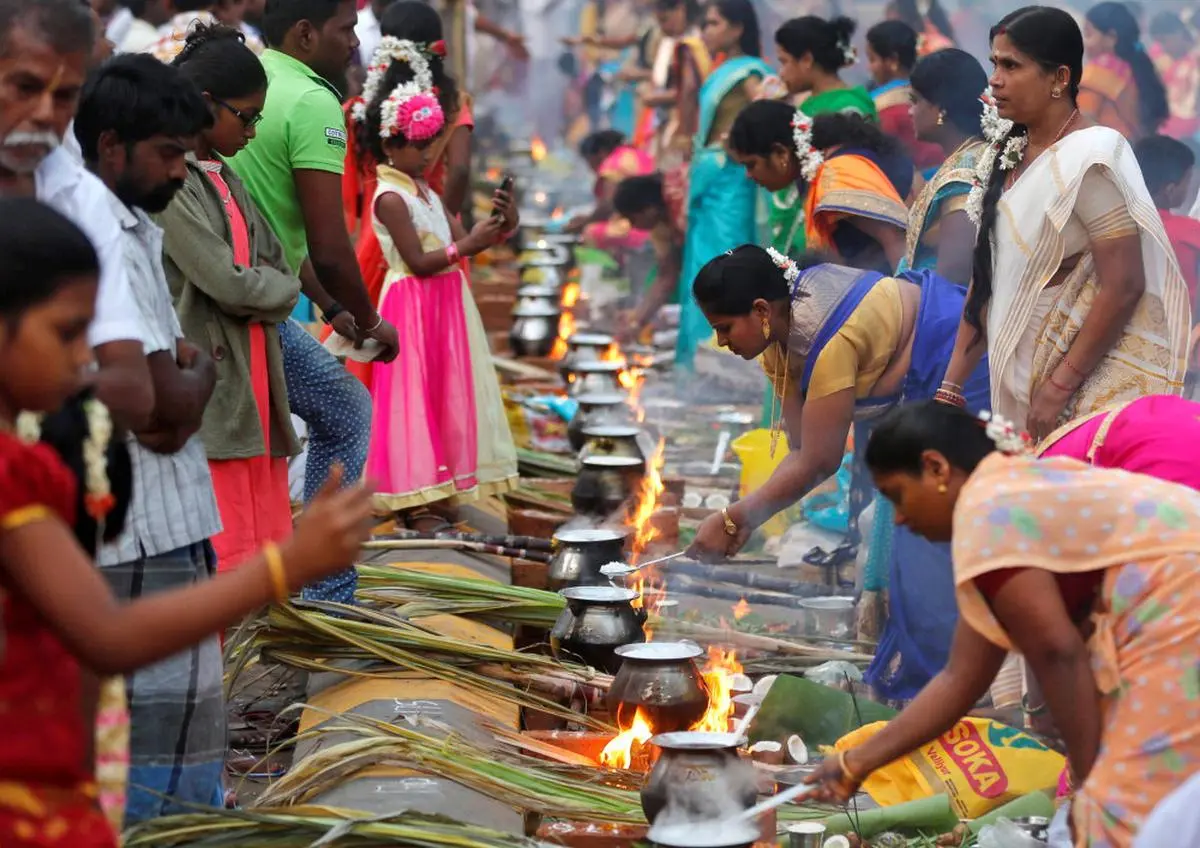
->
xmin=676 ymin=0 xmax=773 ymax=368
xmin=897 ymin=48 xmax=989 ymax=283
xmin=686 ymin=246 xmax=989 ymax=700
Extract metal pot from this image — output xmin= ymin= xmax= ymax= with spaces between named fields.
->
xmin=641 ymin=732 xmax=757 ymax=825
xmin=607 ymin=642 xmax=709 ymax=733
xmin=515 ymin=285 xmax=560 ymax=312
xmin=647 ymin=825 xmax=758 ymax=848
xmin=568 ymin=392 xmax=634 ymax=451
xmin=550 ymin=585 xmax=646 ymax=674
xmin=566 ymin=360 xmax=626 ymax=397
xmin=572 ymin=455 xmax=645 ymax=516
xmin=519 ymin=243 xmax=573 ymax=268
xmin=579 ymin=424 xmax=654 ymax=464
xmin=548 ymin=527 xmax=629 ymax=589
xmin=520 ymin=265 xmax=568 ymax=287
xmin=510 ymin=303 xmax=561 ymax=358
xmin=797 ymin=596 xmax=856 ymax=640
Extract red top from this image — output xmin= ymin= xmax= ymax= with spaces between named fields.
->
xmin=973 ymin=568 xmax=1103 ymax=619
xmin=0 ymin=432 xmax=88 ymax=784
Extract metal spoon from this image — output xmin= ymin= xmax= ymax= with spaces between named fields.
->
xmin=599 ymin=550 xmax=688 ymax=578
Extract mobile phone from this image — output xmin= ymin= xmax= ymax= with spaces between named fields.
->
xmin=493 ymin=174 xmax=515 ymax=218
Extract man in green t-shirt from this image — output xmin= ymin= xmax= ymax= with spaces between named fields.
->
xmin=229 ymin=0 xmax=397 ymax=604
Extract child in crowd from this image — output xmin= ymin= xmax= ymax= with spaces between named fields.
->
xmin=0 ymin=198 xmax=372 ymax=848
xmin=1134 ymin=134 xmax=1200 ymax=395
xmin=865 ymin=20 xmax=941 ymax=168
xmin=361 ymin=40 xmax=518 ymax=529
xmin=162 ymin=24 xmax=301 ymax=571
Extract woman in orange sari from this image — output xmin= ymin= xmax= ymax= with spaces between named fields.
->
xmin=340 ymin=1 xmax=473 ymax=389
xmin=730 ymin=101 xmax=911 ymax=273
xmin=1080 ymin=2 xmax=1169 ymax=140
xmin=806 ymin=400 xmax=1200 ymax=847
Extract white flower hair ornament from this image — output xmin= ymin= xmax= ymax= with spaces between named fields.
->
xmin=352 ymin=37 xmax=435 ymax=123
xmin=765 ymin=246 xmax=800 ymax=284
xmin=791 ymin=111 xmax=824 ymax=182
xmin=838 ymin=39 xmax=857 ymax=66
xmin=978 ymin=410 xmax=1031 ymax=456
xmin=966 ymin=87 xmax=1027 ymax=225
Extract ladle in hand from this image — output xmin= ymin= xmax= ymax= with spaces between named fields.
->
xmin=599 ymin=550 xmax=688 ymax=578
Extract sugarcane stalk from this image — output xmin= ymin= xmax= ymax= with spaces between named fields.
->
xmin=362 ymin=538 xmax=552 ymax=563
xmin=651 ymin=618 xmax=874 ymax=662
xmin=375 ymin=530 xmax=556 ymax=551
xmin=669 ymin=562 xmax=830 ymax=595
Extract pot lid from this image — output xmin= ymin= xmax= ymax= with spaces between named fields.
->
xmin=512 ymin=303 xmax=561 ymax=317
xmin=560 ymin=585 xmax=639 ymax=603
xmin=571 ymin=360 xmax=625 ymax=373
xmin=615 ymin=641 xmax=703 ymax=661
xmin=575 ymin=392 xmax=629 ymax=408
xmin=568 ymin=332 xmax=615 ymax=348
xmin=581 ymin=455 xmax=644 ymax=468
xmin=649 ymin=731 xmax=746 ymax=750
xmin=517 ymin=285 xmax=559 ymax=298
xmin=553 ymin=527 xmax=628 ymax=544
xmin=582 ymin=424 xmax=643 ymax=438
xmin=646 ymin=821 xmax=760 ymax=848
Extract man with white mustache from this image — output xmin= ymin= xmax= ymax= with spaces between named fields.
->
xmin=0 ymin=0 xmax=156 ymax=430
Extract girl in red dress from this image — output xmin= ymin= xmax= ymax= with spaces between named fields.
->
xmin=0 ymin=199 xmax=375 ymax=847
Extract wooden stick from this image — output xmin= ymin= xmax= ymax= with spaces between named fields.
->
xmin=652 ymin=619 xmax=874 ymax=663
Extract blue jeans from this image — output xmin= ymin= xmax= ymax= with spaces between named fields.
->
xmin=279 ymin=319 xmax=370 ymax=603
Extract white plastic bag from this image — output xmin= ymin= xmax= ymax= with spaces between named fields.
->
xmin=977 ymin=819 xmax=1047 ymax=848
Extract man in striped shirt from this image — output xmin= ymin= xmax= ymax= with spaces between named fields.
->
xmin=75 ymin=54 xmax=229 ymax=825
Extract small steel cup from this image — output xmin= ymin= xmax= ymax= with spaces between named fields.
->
xmin=787 ymin=822 xmax=827 ymax=848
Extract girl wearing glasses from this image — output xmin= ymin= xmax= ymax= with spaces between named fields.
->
xmin=160 ymin=23 xmax=302 ymax=575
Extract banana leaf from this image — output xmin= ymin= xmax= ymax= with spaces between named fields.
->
xmin=747 ymin=675 xmax=896 ymax=747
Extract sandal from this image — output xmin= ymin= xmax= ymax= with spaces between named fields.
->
xmin=403 ymin=508 xmax=454 ymax=534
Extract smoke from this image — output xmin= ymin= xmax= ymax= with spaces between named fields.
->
xmin=647 ymin=750 xmax=761 ymax=846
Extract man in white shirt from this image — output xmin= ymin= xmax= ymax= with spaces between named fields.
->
xmin=0 ymin=0 xmax=155 ymax=428
xmin=354 ymin=0 xmax=396 ymax=65
xmin=75 ymin=52 xmax=227 ymax=826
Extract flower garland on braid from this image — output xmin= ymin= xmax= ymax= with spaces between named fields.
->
xmin=965 ymin=87 xmax=1027 ymax=225
xmin=352 ymin=36 xmax=436 ymax=124
xmin=790 ymin=110 xmax=824 ymax=182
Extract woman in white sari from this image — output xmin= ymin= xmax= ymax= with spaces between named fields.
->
xmin=938 ymin=5 xmax=1189 ymax=441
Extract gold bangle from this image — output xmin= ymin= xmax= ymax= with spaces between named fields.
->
xmin=838 ymin=749 xmax=860 ymax=784
xmin=720 ymin=507 xmax=739 ymax=537
xmin=263 ymin=541 xmax=289 ymax=605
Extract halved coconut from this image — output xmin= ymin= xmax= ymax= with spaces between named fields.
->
xmin=747 ymin=740 xmax=781 ymax=754
xmin=730 ymin=673 xmax=753 ymax=693
xmin=822 ymin=836 xmax=851 ymax=848
xmin=751 ymin=674 xmax=778 ymax=701
xmin=786 ymin=734 xmax=808 ymax=765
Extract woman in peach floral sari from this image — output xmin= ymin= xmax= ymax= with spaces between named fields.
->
xmin=805 ymin=400 xmax=1200 ymax=848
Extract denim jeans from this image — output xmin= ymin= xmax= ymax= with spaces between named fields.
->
xmin=279 ymin=319 xmax=370 ymax=603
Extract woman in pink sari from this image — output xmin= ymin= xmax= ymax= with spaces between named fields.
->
xmin=567 ymin=129 xmax=654 ymax=251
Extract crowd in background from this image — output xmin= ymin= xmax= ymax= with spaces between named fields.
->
xmin=0 ymin=0 xmax=1199 ymax=846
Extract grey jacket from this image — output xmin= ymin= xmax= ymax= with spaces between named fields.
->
xmin=158 ymin=156 xmax=301 ymax=460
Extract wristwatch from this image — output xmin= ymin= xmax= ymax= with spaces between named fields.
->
xmin=720 ymin=508 xmax=739 ymax=537
xmin=320 ymin=302 xmax=346 ymax=325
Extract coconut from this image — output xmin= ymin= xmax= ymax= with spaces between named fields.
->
xmin=786 ymin=735 xmax=808 ymax=765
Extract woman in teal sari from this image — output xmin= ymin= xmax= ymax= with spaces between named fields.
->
xmin=676 ymin=0 xmax=773 ymax=368
xmin=897 ymin=48 xmax=989 ymax=284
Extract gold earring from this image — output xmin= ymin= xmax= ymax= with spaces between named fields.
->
xmin=937 ymin=482 xmax=948 ymax=494
xmin=936 ymin=111 xmax=945 ymax=126
xmin=761 ymin=318 xmax=771 ymax=340
xmin=1051 ymin=87 xmax=1063 ymax=99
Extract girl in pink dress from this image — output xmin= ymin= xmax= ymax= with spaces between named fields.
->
xmin=360 ymin=40 xmax=519 ymax=526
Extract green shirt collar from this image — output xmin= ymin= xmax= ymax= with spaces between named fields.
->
xmin=261 ymin=48 xmax=344 ymax=100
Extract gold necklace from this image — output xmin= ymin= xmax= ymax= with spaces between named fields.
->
xmin=768 ymin=340 xmax=789 ymax=458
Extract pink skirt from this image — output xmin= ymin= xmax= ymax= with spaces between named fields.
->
xmin=367 ymin=269 xmax=479 ymax=510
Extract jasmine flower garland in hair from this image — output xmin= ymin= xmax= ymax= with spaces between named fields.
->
xmin=353 ymin=37 xmax=435 ymax=123
xmin=978 ymin=410 xmax=1031 ymax=455
xmin=765 ymin=246 xmax=800 ymax=283
xmin=790 ymin=111 xmax=824 ymax=182
xmin=966 ymin=87 xmax=1026 ymax=225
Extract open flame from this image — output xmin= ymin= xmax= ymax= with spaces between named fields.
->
xmin=628 ymin=438 xmax=665 ymax=558
xmin=550 ymin=311 xmax=576 ymax=360
xmin=599 ymin=707 xmax=653 ymax=769
xmin=561 ymin=281 xmax=581 ymax=309
xmin=691 ymin=647 xmax=742 ymax=734
xmin=732 ymin=598 xmax=751 ymax=621
xmin=530 ymin=135 xmax=547 ymax=163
